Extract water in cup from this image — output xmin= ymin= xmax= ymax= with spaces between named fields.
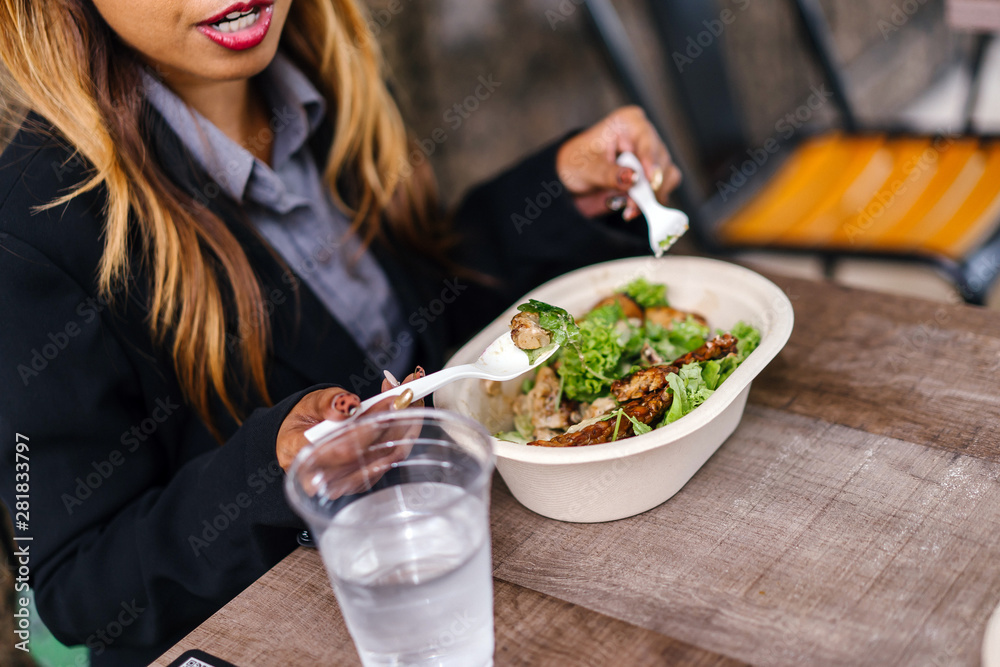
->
xmin=321 ymin=481 xmax=493 ymax=667
xmin=286 ymin=410 xmax=496 ymax=667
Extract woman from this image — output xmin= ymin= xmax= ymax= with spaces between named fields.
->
xmin=0 ymin=0 xmax=680 ymax=664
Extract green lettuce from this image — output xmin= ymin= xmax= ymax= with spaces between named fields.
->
xmin=730 ymin=320 xmax=761 ymax=363
xmin=647 ymin=317 xmax=709 ymax=361
xmin=660 ymin=363 xmax=713 ymax=426
xmin=495 ymin=431 xmax=530 ymax=445
xmin=514 ymin=288 xmax=763 ymax=434
xmin=516 ymin=299 xmax=581 ymax=349
xmin=657 ymin=320 xmax=759 ymax=427
xmin=557 ymin=315 xmax=623 ymax=401
xmin=594 ymin=408 xmax=654 ymax=442
xmin=620 ymin=277 xmax=669 ymax=308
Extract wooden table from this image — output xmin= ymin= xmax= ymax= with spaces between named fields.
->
xmin=154 ymin=274 xmax=1000 ymax=667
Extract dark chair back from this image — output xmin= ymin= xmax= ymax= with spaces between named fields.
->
xmin=645 ymin=0 xmax=749 ymax=174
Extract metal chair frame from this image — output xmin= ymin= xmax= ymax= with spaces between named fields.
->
xmin=582 ymin=0 xmax=1000 ymax=304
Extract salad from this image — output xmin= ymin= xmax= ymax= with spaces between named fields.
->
xmin=498 ymin=278 xmax=760 ymax=447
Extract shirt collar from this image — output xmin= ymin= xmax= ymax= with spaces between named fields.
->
xmin=142 ymin=52 xmax=327 ymax=202
xmin=261 ymin=53 xmax=326 ymax=132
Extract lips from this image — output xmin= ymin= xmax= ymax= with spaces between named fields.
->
xmin=197 ymin=1 xmax=274 ymax=51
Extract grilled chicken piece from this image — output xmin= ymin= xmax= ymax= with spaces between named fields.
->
xmin=581 ymin=396 xmax=618 ymax=421
xmin=529 ymin=388 xmax=674 ymax=447
xmin=610 ymin=365 xmax=680 ymax=401
xmin=645 ymin=306 xmax=708 ymax=329
xmin=532 ymin=417 xmax=615 ymax=447
xmin=612 ymin=334 xmax=737 ymax=402
xmin=523 ymin=366 xmax=576 ymax=432
xmin=590 ymin=294 xmax=644 ymax=321
xmin=670 ymin=333 xmax=737 ymax=367
xmin=535 ymin=333 xmax=741 ymax=447
xmin=533 ymin=427 xmax=563 ymax=442
xmin=510 ymin=311 xmax=551 ymax=350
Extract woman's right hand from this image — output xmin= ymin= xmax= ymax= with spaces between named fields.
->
xmin=276 ymin=388 xmax=361 ymax=471
xmin=276 ymin=367 xmax=426 ymax=472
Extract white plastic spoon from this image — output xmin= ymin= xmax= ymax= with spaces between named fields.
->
xmin=304 ymin=331 xmax=558 ymax=444
xmin=616 ymin=151 xmax=689 ymax=257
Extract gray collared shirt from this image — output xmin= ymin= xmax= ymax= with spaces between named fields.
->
xmin=143 ymin=54 xmax=412 ymax=382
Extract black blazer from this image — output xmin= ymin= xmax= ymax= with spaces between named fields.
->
xmin=0 ymin=109 xmax=646 ymax=665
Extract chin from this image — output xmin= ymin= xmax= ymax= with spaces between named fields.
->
xmin=200 ymin=45 xmax=281 ymax=82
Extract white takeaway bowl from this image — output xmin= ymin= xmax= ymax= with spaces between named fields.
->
xmin=433 ymin=256 xmax=794 ymax=523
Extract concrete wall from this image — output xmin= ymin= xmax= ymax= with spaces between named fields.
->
xmin=371 ymin=0 xmax=963 ymax=204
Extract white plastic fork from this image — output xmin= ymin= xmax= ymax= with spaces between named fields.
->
xmin=303 ymin=332 xmax=558 ymax=444
xmin=616 ymin=151 xmax=689 ymax=257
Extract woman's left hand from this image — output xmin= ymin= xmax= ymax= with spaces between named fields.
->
xmin=556 ymin=105 xmax=682 ymax=220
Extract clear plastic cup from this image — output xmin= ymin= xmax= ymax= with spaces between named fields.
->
xmin=285 ymin=408 xmax=496 ymax=667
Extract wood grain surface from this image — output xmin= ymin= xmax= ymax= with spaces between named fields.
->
xmin=151 ymin=547 xmax=743 ymax=667
xmin=155 ymin=275 xmax=1000 ymax=667
xmin=753 ymin=276 xmax=1000 ymax=461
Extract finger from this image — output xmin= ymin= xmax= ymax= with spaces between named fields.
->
xmin=572 ymin=189 xmax=630 ymax=218
xmin=609 ymin=105 xmax=645 ymax=158
xmin=582 ymin=161 xmax=637 ymax=195
xmin=557 ymin=137 xmax=639 ymax=195
xmin=401 ymin=366 xmax=426 ymax=408
xmin=289 ymin=387 xmax=361 ymax=428
xmin=277 ymin=387 xmax=359 ymax=470
xmin=606 ymin=194 xmax=628 ymax=213
xmin=326 ymin=390 xmax=361 ymax=421
xmin=304 ymin=437 xmax=405 ymax=497
xmin=633 ymin=132 xmax=669 ymax=185
xmin=381 ymin=370 xmax=401 ymax=392
xmin=624 ymin=200 xmax=641 ymax=221
xmin=368 ymin=366 xmax=426 ymax=415
xmin=327 ymin=446 xmax=411 ymax=497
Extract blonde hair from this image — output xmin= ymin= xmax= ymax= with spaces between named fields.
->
xmin=0 ymin=0 xmax=444 ymax=439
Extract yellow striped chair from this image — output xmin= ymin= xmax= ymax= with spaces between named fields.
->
xmin=717 ymin=132 xmax=1000 ymax=300
xmin=584 ymin=0 xmax=1000 ymax=304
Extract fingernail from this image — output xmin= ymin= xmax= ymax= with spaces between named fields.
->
xmin=617 ymin=168 xmax=637 ymax=187
xmin=606 ymin=195 xmax=627 ymax=212
xmin=649 ymin=167 xmax=664 ymax=192
xmin=392 ymin=388 xmax=414 ymax=410
xmin=383 ymin=370 xmax=400 ymax=387
xmin=414 ymin=366 xmax=425 ymax=378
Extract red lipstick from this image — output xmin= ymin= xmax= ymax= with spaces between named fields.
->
xmin=197 ymin=1 xmax=274 ymax=51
